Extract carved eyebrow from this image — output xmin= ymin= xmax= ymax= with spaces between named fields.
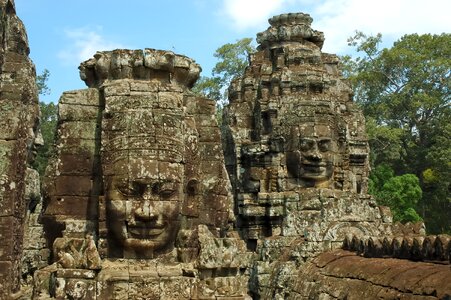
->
xmin=299 ymin=138 xmax=316 ymax=144
xmin=159 ymin=181 xmax=178 ymax=189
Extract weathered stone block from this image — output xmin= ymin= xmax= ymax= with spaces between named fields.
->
xmin=58 ymin=103 xmax=99 ymax=122
xmin=57 ymin=154 xmax=97 ymax=176
xmin=105 ymin=94 xmax=159 ymax=113
xmin=44 ymin=196 xmax=93 ymax=219
xmin=59 ymin=89 xmax=100 ymax=106
xmin=59 ymin=121 xmax=98 ymax=140
xmin=54 ymin=176 xmax=92 ymax=196
xmin=56 ymin=138 xmax=98 ymax=156
xmin=160 ymin=277 xmax=195 ymax=299
xmin=0 ymin=218 xmax=14 ymax=260
xmin=102 ymin=80 xmax=131 ymax=97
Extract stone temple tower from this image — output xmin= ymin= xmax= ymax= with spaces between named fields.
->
xmin=222 ymin=12 xmax=392 ymax=297
xmin=39 ymin=49 xmax=252 ymax=299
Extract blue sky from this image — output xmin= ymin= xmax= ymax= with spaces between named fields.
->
xmin=15 ymin=0 xmax=451 ymax=103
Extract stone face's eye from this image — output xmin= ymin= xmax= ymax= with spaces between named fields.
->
xmin=117 ymin=181 xmax=144 ymax=196
xmin=159 ymin=182 xmax=177 ymax=198
xmin=318 ymin=139 xmax=331 ymax=152
xmin=300 ymin=138 xmax=315 ymax=151
xmin=159 ymin=188 xmax=176 ymax=198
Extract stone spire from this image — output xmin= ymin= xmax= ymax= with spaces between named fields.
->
xmin=256 ymin=12 xmax=325 ymax=49
xmin=222 ymin=13 xmax=386 ymax=297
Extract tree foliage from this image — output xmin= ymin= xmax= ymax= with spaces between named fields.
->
xmin=32 ymin=101 xmax=57 ymax=175
xmin=33 ymin=70 xmax=57 ymax=176
xmin=192 ymin=38 xmax=255 ymax=106
xmin=36 ymin=68 xmax=50 ymax=96
xmin=343 ymin=31 xmax=450 ymax=233
xmin=369 ymin=165 xmax=422 ymax=223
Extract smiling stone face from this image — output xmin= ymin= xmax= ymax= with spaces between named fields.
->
xmin=100 ymin=79 xmax=187 ymax=258
xmin=106 ymin=158 xmax=183 ymax=257
xmin=286 ymin=124 xmax=336 ymax=187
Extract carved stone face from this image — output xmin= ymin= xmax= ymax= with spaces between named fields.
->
xmin=287 ymin=124 xmax=335 ymax=185
xmin=27 ymin=117 xmax=44 ymax=164
xmin=106 ymin=156 xmax=183 ymax=257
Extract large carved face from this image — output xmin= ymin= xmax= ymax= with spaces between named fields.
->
xmin=106 ymin=156 xmax=183 ymax=257
xmin=286 ymin=124 xmax=335 ymax=185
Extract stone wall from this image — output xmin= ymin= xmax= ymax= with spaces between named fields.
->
xmin=42 ymin=87 xmax=101 ymax=249
xmin=21 ymin=168 xmax=48 ymax=289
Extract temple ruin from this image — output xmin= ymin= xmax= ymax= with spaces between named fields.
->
xmin=0 ymin=1 xmax=449 ymax=299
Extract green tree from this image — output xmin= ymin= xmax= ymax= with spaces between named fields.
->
xmin=343 ymin=32 xmax=450 ymax=233
xmin=369 ymin=165 xmax=422 ymax=223
xmin=36 ymin=68 xmax=50 ymax=95
xmin=32 ymin=102 xmax=57 ymax=175
xmin=193 ymin=38 xmax=255 ymax=106
xmin=33 ymin=70 xmax=57 ymax=175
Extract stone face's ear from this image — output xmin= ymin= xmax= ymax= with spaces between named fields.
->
xmin=185 ymin=178 xmax=199 ymax=197
xmin=181 ymin=178 xmax=199 ymax=219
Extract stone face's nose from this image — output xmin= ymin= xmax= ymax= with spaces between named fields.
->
xmin=307 ymin=150 xmax=322 ymax=161
xmin=142 ymin=185 xmax=160 ymax=201
xmin=304 ymin=142 xmax=322 ymax=161
xmin=134 ymin=200 xmax=158 ymax=221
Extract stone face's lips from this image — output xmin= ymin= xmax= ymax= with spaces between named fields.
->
xmin=300 ymin=162 xmax=332 ymax=179
xmin=302 ymin=164 xmax=327 ymax=175
xmin=302 ymin=162 xmax=327 ymax=167
xmin=302 ymin=162 xmax=327 ymax=169
xmin=127 ymin=221 xmax=167 ymax=238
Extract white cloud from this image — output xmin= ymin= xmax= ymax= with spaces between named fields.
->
xmin=299 ymin=0 xmax=451 ymax=54
xmin=220 ymin=0 xmax=287 ymax=30
xmin=220 ymin=0 xmax=451 ymax=53
xmin=58 ymin=27 xmax=126 ymax=66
